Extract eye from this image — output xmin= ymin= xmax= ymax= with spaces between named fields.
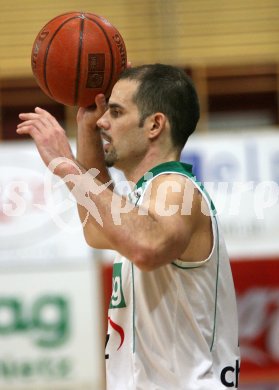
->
xmin=110 ymin=108 xmax=121 ymax=118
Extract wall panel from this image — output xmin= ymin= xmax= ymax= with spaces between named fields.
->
xmin=0 ymin=0 xmax=278 ymax=78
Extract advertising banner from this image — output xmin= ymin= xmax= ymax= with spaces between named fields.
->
xmin=0 ymin=141 xmax=105 ymax=389
xmin=0 ymin=265 xmax=105 ymax=389
xmin=232 ymin=259 xmax=279 ymax=384
xmin=0 ymin=141 xmax=92 ymax=266
xmin=182 ymin=130 xmax=279 ymax=258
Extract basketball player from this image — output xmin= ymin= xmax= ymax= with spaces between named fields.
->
xmin=17 ymin=64 xmax=240 ymax=389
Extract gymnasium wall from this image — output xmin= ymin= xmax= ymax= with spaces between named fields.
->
xmin=0 ymin=1 xmax=279 ymax=389
xmin=0 ymin=0 xmax=279 ymax=78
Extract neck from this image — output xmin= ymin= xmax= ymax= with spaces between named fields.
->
xmin=122 ymin=148 xmax=181 ymax=186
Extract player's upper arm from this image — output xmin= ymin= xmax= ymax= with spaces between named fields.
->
xmin=135 ymin=173 xmax=200 ymax=269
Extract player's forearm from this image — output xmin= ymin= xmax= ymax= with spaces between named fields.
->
xmin=69 ymin=172 xmax=176 ymax=269
xmin=75 ymin=122 xmax=114 ymax=233
xmin=76 ymin=124 xmax=111 ymax=182
xmin=76 ymin=95 xmax=110 ymax=183
xmin=59 ymin=159 xmax=113 ymax=249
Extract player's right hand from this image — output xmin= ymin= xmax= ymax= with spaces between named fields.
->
xmin=76 ymin=94 xmax=107 ymax=131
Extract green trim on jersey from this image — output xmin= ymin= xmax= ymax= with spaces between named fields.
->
xmin=131 ymin=263 xmax=136 ymax=353
xmin=136 ymin=161 xmax=193 ymax=189
xmin=135 ymin=161 xmax=216 ymax=214
xmin=210 ymin=215 xmax=220 ymax=352
xmin=172 ymin=262 xmax=207 ymax=270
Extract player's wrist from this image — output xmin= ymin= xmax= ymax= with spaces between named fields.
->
xmin=48 ymin=157 xmax=82 ymax=179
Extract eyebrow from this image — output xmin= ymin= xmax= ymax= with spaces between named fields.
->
xmin=108 ymin=102 xmax=124 ymax=110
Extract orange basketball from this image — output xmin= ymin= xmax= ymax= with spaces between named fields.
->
xmin=31 ymin=12 xmax=127 ymax=107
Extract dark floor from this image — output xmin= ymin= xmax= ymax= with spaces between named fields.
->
xmin=240 ymin=384 xmax=279 ymax=390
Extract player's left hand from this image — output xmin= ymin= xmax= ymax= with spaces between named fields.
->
xmin=17 ymin=107 xmax=77 ymax=177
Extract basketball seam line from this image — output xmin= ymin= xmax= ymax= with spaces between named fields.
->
xmin=43 ymin=16 xmax=82 ymax=101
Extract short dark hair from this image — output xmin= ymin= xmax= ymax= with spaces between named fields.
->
xmin=119 ymin=64 xmax=200 ymax=149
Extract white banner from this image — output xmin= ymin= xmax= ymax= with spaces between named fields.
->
xmin=0 ymin=141 xmax=92 ymax=265
xmin=0 ymin=264 xmax=105 ymax=389
xmin=0 ymin=141 xmax=105 ymax=389
xmin=182 ymin=130 xmax=279 ymax=257
xmin=1 ymin=133 xmax=278 ymax=261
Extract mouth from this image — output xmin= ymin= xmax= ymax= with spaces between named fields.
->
xmin=101 ymin=130 xmax=111 ymax=142
xmin=101 ymin=130 xmax=112 ymax=151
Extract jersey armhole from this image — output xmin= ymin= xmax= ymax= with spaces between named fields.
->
xmin=171 ymin=175 xmax=218 ymax=269
xmin=172 ymin=215 xmax=217 ymax=269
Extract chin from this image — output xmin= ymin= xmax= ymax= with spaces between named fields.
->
xmin=104 ymin=155 xmax=116 ymax=168
xmin=104 ymin=149 xmax=118 ymax=168
xmin=105 ymin=160 xmax=114 ymax=168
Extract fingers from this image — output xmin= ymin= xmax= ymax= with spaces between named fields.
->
xmin=17 ymin=117 xmax=46 ymax=137
xmin=18 ymin=107 xmax=59 ymax=127
xmin=34 ymin=106 xmax=60 ymax=128
xmin=17 ymin=116 xmax=47 ymax=129
xmin=80 ymin=94 xmax=107 ymax=113
xmin=17 ymin=107 xmax=62 ymax=136
xmin=16 ymin=125 xmax=35 ymax=136
xmin=77 ymin=94 xmax=107 ymax=125
xmin=95 ymin=94 xmax=107 ymax=114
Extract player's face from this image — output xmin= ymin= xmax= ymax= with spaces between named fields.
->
xmin=97 ymin=79 xmax=149 ymax=171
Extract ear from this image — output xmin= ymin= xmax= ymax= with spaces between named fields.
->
xmin=147 ymin=113 xmax=167 ymax=140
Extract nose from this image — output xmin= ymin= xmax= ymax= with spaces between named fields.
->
xmin=97 ymin=111 xmax=110 ymax=130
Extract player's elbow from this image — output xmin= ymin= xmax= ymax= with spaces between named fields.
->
xmin=83 ymin=228 xmax=112 ymax=250
xmin=84 ymin=235 xmax=103 ymax=249
xmin=132 ymin=235 xmax=187 ymax=272
xmin=132 ymin=243 xmax=167 ymax=272
xmin=83 ymin=231 xmax=100 ymax=249
xmin=133 ymin=253 xmax=157 ymax=271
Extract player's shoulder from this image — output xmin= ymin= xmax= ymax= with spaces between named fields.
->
xmin=141 ymin=172 xmax=201 ymax=212
xmin=147 ymin=170 xmax=192 ymax=184
xmin=145 ymin=171 xmax=197 ymax=195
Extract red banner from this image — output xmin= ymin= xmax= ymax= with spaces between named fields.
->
xmin=231 ymin=258 xmax=279 ymax=383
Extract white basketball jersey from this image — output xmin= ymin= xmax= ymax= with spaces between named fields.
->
xmin=106 ymin=162 xmax=240 ymax=390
